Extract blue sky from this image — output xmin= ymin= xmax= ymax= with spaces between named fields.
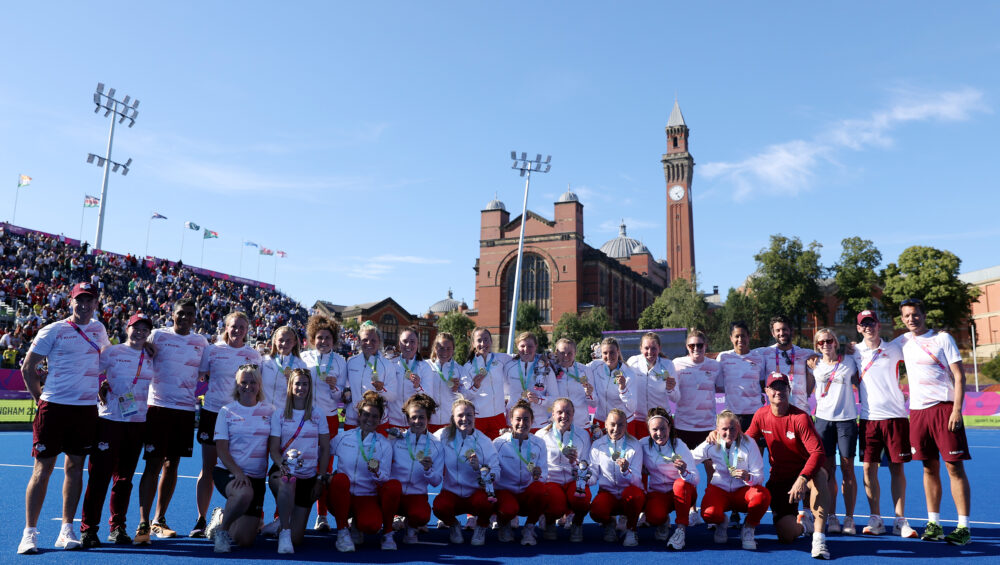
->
xmin=2 ymin=2 xmax=998 ymax=315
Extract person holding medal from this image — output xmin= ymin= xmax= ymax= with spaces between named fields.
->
xmin=552 ymin=338 xmax=597 ymax=430
xmin=266 ymin=368 xmax=330 ymax=553
xmin=428 ymin=332 xmax=465 ymax=431
xmin=342 ymin=322 xmax=399 ymax=433
xmin=537 ymin=397 xmax=593 ymax=541
xmin=626 ymin=333 xmax=677 ymax=440
xmin=492 ymin=399 xmax=549 ymax=545
xmin=588 ymin=408 xmax=645 ymax=547
xmin=390 ymin=327 xmax=435 ymax=431
xmin=387 ymin=393 xmax=444 ymax=545
xmin=808 ymin=328 xmax=859 ymax=535
xmin=462 ymin=327 xmax=510 ymax=439
xmin=326 ymin=391 xmax=401 ymax=552
xmin=79 ymin=312 xmax=155 ymax=548
xmin=300 ymin=314 xmax=346 ymax=532
xmin=641 ymin=408 xmax=698 ymax=550
xmin=191 ymin=311 xmax=261 ymax=539
xmin=432 ymin=397 xmax=501 ymax=546
xmin=261 ymin=326 xmax=308 ymax=415
xmin=207 ymin=365 xmax=274 ymax=553
xmin=691 ymin=410 xmax=769 ymax=550
xmin=504 ymin=332 xmax=559 ymax=431
xmin=586 ymin=337 xmax=636 ymax=434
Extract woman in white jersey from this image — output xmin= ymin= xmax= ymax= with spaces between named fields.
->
xmin=551 ymin=338 xmax=596 ymax=429
xmin=261 ymin=326 xmax=307 ymax=415
xmin=586 ymin=337 xmax=636 ymax=434
xmin=207 ymin=365 xmax=274 ymax=553
xmin=342 ymin=322 xmax=398 ymax=433
xmin=588 ymin=408 xmax=645 ymax=547
xmin=266 ymin=368 xmax=330 ymax=553
xmin=504 ymin=332 xmax=559 ymax=431
xmin=809 ymin=328 xmax=859 ymax=535
xmin=462 ymin=327 xmax=509 ymax=439
xmin=716 ymin=322 xmax=767 ymax=433
xmin=626 ymin=332 xmax=676 ymax=439
xmin=387 ymin=393 xmax=444 ymax=545
xmin=537 ymin=397 xmax=593 ymax=542
xmin=427 ymin=332 xmax=465 ymax=431
xmin=391 ymin=326 xmax=436 ymax=431
xmin=641 ymin=407 xmax=698 ymax=550
xmin=493 ymin=399 xmax=549 ymax=545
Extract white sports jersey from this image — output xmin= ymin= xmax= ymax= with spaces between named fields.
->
xmin=670 ymin=356 xmax=722 ymax=431
xmin=587 ymin=434 xmax=643 ymax=497
xmin=200 ymin=343 xmax=261 ymax=413
xmin=536 ymin=424 xmax=592 ymax=484
xmin=30 ymin=319 xmax=110 ymax=406
xmin=625 ymin=355 xmax=676 ymax=420
xmin=98 ymin=344 xmax=154 ymax=422
xmin=756 ymin=344 xmax=817 ymax=412
xmin=813 ymin=356 xmax=858 ymax=421
xmin=260 ymin=354 xmax=308 ymax=415
xmin=433 ymin=428 xmax=500 ymax=497
xmin=388 ymin=430 xmax=444 ymax=495
xmin=462 ymin=352 xmax=508 ymax=420
xmin=895 ymin=330 xmax=961 ymax=410
xmin=852 ymin=339 xmax=907 ymax=420
xmin=214 ymin=400 xmax=274 ymax=478
xmin=492 ymin=433 xmax=548 ymax=493
xmin=640 ymin=437 xmax=698 ymax=492
xmin=586 ymin=360 xmax=637 ymax=422
xmin=716 ymin=349 xmax=766 ymax=414
xmin=269 ymin=408 xmax=329 ymax=479
xmin=148 ymin=328 xmax=208 ymax=411
xmin=301 ymin=349 xmax=347 ymax=418
xmin=690 ymin=436 xmax=765 ymax=492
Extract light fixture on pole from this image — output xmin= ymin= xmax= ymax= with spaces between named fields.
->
xmin=87 ymin=82 xmax=138 ymax=250
xmin=505 ymin=151 xmax=551 ymax=354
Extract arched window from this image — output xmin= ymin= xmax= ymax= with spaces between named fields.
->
xmin=501 ymin=253 xmax=551 ymax=325
xmin=380 ymin=313 xmax=398 ymax=346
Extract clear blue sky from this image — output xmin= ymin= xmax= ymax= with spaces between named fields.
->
xmin=2 ymin=2 xmax=997 ymax=315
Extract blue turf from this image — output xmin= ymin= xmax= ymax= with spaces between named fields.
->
xmin=2 ymin=429 xmax=998 ymax=563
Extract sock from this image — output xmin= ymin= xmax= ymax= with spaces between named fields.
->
xmin=813 ymin=531 xmax=826 ymax=542
xmin=957 ymin=516 xmax=969 ymax=528
xmin=25 ymin=527 xmax=38 ymax=534
xmin=928 ymin=512 xmax=941 ymax=524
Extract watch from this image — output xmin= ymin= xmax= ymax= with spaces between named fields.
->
xmin=669 ymin=185 xmax=685 ymax=201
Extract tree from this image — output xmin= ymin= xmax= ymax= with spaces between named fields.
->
xmin=342 ymin=318 xmax=360 ymax=333
xmin=746 ymin=234 xmax=826 ymax=331
xmin=882 ymin=246 xmax=980 ymax=331
xmin=515 ymin=302 xmax=549 ymax=350
xmin=553 ymin=307 xmax=614 ymax=363
xmin=437 ymin=311 xmax=476 ymax=364
xmin=833 ymin=237 xmax=883 ymax=324
xmin=638 ymin=276 xmax=708 ymax=332
xmin=708 ymin=287 xmax=769 ymax=350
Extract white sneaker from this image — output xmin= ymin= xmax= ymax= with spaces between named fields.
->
xmin=205 ymin=507 xmax=224 ymax=541
xmin=616 ymin=514 xmax=627 ymax=531
xmin=449 ymin=524 xmax=464 ymax=544
xmin=18 ymin=528 xmax=39 ymax=555
xmin=714 ymin=516 xmax=729 ymax=543
xmin=497 ymin=524 xmax=514 ymax=543
xmin=55 ymin=524 xmax=82 ymax=550
xmin=688 ymin=507 xmax=704 ymax=527
xmin=436 ymin=519 xmax=447 ymax=529
xmin=260 ymin=518 xmax=281 ymax=537
xmin=842 ymin=516 xmax=856 ymax=535
xmin=570 ymin=524 xmax=584 ymax=542
xmin=380 ymin=532 xmax=397 ymax=550
xmin=314 ymin=514 xmax=330 ymax=531
xmin=654 ymin=523 xmax=670 ymax=541
xmin=213 ymin=530 xmax=232 ymax=553
xmin=402 ymin=527 xmax=418 ymax=544
xmin=470 ymin=525 xmax=487 ymax=546
xmin=799 ymin=510 xmax=815 ymax=535
xmin=350 ymin=525 xmax=363 ymax=544
xmin=520 ymin=524 xmax=537 ymax=546
xmin=741 ymin=525 xmax=757 ymax=550
xmin=893 ymin=517 xmax=917 ymax=538
xmin=543 ymin=522 xmax=558 ymax=540
xmin=827 ymin=515 xmax=841 ymax=534
xmin=335 ymin=529 xmax=355 ymax=552
xmin=667 ymin=524 xmax=686 ymax=550
xmin=863 ymin=515 xmax=885 ymax=535
xmin=277 ymin=529 xmax=294 ymax=554
xmin=637 ymin=512 xmax=649 ymax=527
xmin=602 ymin=522 xmax=618 ymax=542
xmin=623 ymin=529 xmax=638 ymax=547
xmin=811 ymin=537 xmax=830 ymax=559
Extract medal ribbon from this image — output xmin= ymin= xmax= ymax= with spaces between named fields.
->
xmin=608 ymin=437 xmax=626 ymax=459
xmin=453 ymin=432 xmax=476 ymax=462
xmin=820 ymin=356 xmax=842 ymax=397
xmin=281 ymin=412 xmax=309 ymax=452
xmin=517 ymin=357 xmax=537 ymax=391
xmin=555 ymin=426 xmax=574 ymax=451
xmin=367 ymin=355 xmax=379 ymax=380
xmin=66 ymin=320 xmax=102 ymax=353
xmin=433 ymin=359 xmax=454 ymax=384
xmin=514 ymin=437 xmax=533 ymax=467
xmin=357 ymin=428 xmax=376 ymax=463
xmin=473 ymin=353 xmax=494 ymax=375
xmin=858 ymin=348 xmax=882 ymax=382
xmin=407 ymin=430 xmax=430 ymax=461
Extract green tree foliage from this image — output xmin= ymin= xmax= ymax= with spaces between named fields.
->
xmin=437 ymin=311 xmax=477 ymax=364
xmin=980 ymin=355 xmax=1000 ymax=384
xmin=515 ymin=302 xmax=549 ymax=350
xmin=637 ymin=276 xmax=709 ymax=332
xmin=833 ymin=237 xmax=883 ymax=323
xmin=746 ymin=235 xmax=826 ymax=331
xmin=552 ymin=307 xmax=613 ymax=363
xmin=882 ymin=246 xmax=980 ymax=331
xmin=708 ymin=288 xmax=770 ymax=350
xmin=342 ymin=318 xmax=360 ymax=333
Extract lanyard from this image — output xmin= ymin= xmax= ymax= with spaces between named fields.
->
xmin=317 ymin=352 xmax=336 ymax=377
xmin=514 ymin=437 xmax=533 ymax=467
xmin=775 ymin=347 xmax=795 ymax=387
xmin=407 ymin=430 xmax=430 ymax=461
xmin=721 ymin=441 xmax=736 ymax=468
xmin=433 ymin=359 xmax=454 ymax=384
xmin=357 ymin=428 xmax=376 ymax=463
xmin=517 ymin=357 xmax=537 ymax=391
xmin=859 ymin=348 xmax=882 ymax=382
xmin=914 ymin=334 xmax=948 ymax=372
xmin=555 ymin=426 xmax=574 ymax=451
xmin=655 ymin=441 xmax=676 ymax=463
xmin=66 ymin=320 xmax=101 ymax=353
xmin=132 ymin=350 xmax=145 ymax=386
xmin=473 ymin=353 xmax=494 ymax=375
xmin=608 ymin=437 xmax=626 ymax=459
xmin=453 ymin=431 xmax=476 ymax=462
xmin=281 ymin=412 xmax=309 ymax=452
xmin=366 ymin=355 xmax=380 ymax=379
xmin=820 ymin=356 xmax=842 ymax=397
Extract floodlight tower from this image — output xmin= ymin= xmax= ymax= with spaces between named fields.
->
xmin=505 ymin=152 xmax=551 ymax=354
xmin=87 ymin=82 xmax=138 ymax=250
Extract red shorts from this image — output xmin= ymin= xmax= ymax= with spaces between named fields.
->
xmin=909 ymin=402 xmax=971 ymax=462
xmin=32 ymin=401 xmax=97 ymax=458
xmin=675 ymin=428 xmax=712 ymax=450
xmin=627 ymin=420 xmax=650 ymax=440
xmin=474 ymin=413 xmax=507 ymax=439
xmin=326 ymin=414 xmax=340 ymax=438
xmin=860 ymin=418 xmax=912 ymax=464
xmin=427 ymin=423 xmax=448 ymax=434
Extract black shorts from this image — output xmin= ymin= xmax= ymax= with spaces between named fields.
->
xmin=143 ymin=406 xmax=195 ymax=460
xmin=213 ymin=467 xmax=266 ymax=517
xmin=814 ymin=417 xmax=858 ymax=460
xmin=32 ymin=401 xmax=98 ymax=458
xmin=197 ymin=409 xmax=218 ymax=445
xmin=767 ymin=476 xmax=799 ymax=520
xmin=675 ymin=428 xmax=712 ymax=450
xmin=268 ymin=463 xmax=319 ymax=508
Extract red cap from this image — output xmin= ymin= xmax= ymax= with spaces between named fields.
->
xmin=127 ymin=312 xmax=153 ymax=328
xmin=70 ymin=282 xmax=98 ymax=299
xmin=856 ymin=310 xmax=878 ymax=324
xmin=765 ymin=372 xmax=790 ymax=388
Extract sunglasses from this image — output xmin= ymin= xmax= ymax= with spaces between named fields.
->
xmin=687 ymin=343 xmax=705 ymax=350
xmin=859 ymin=320 xmax=877 ymax=328
xmin=238 ymin=363 xmax=260 ymax=370
xmin=816 ymin=339 xmax=837 ymax=346
xmin=900 ymin=298 xmax=924 ymax=308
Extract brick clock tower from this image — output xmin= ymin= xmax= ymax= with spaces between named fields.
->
xmin=661 ymin=100 xmax=695 ymax=283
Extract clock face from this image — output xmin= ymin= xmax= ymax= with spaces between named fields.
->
xmin=669 ymin=185 xmax=685 ymax=201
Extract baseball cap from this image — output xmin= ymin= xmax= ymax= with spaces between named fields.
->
xmin=765 ymin=372 xmax=790 ymax=388
xmin=127 ymin=312 xmax=153 ymax=328
xmin=856 ymin=310 xmax=878 ymax=324
xmin=70 ymin=282 xmax=98 ymax=299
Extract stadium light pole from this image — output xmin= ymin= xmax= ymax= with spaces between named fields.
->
xmin=87 ymin=82 xmax=138 ymax=250
xmin=505 ymin=152 xmax=551 ymax=354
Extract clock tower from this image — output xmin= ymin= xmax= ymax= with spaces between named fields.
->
xmin=662 ymin=100 xmax=695 ymax=283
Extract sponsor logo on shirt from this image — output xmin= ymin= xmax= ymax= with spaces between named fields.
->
xmin=949 ymin=450 xmax=964 ymax=455
xmin=761 ymin=430 xmax=772 ymax=435
xmin=97 ymin=442 xmax=109 ymax=451
xmin=786 ymin=431 xmax=796 ymax=440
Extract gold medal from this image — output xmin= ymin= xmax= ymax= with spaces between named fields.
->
xmin=671 ymin=454 xmax=682 ymax=462
xmin=370 ymin=369 xmax=379 ymax=383
xmin=527 ymin=462 xmax=536 ymax=473
xmin=477 ymin=367 xmax=487 ymax=377
xmin=465 ymin=449 xmax=476 ymax=460
xmin=579 ymin=376 xmax=588 ymax=386
xmin=367 ymin=459 xmax=379 ymax=472
xmin=562 ymin=445 xmax=575 ymax=458
xmin=612 ymin=451 xmax=621 ymax=460
xmin=416 ymin=450 xmax=425 ymax=460
xmin=404 ymin=370 xmax=413 ymax=379
xmin=613 ymin=369 xmax=623 ymax=379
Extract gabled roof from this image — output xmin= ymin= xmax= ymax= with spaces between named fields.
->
xmin=667 ymin=100 xmax=686 ymax=127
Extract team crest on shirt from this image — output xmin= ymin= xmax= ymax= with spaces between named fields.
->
xmin=97 ymin=442 xmax=109 ymax=451
xmin=145 ymin=444 xmax=155 ymax=453
xmin=786 ymin=431 xmax=796 ymax=440
xmin=911 ymin=447 xmax=917 ymax=455
xmin=34 ymin=443 xmax=46 ymax=453
xmin=199 ymin=431 xmax=210 ymax=441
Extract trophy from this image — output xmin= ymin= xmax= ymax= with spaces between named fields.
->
xmin=574 ymin=460 xmax=590 ymax=497
xmin=282 ymin=448 xmax=302 ymax=482
xmin=480 ymin=466 xmax=497 ymax=503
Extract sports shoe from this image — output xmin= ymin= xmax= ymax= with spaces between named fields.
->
xmin=260 ymin=518 xmax=281 ymax=537
xmin=893 ymin=517 xmax=917 ymax=538
xmin=543 ymin=522 xmax=558 ymax=540
xmin=945 ymin=526 xmax=971 ymax=546
xmin=380 ymin=532 xmax=397 ymax=550
xmin=616 ymin=515 xmax=627 ymax=531
xmin=55 ymin=524 xmax=82 ymax=550
xmin=392 ymin=515 xmax=406 ymax=531
xmin=465 ymin=515 xmax=476 ymax=530
xmin=213 ymin=529 xmax=232 ymax=553
xmin=189 ymin=516 xmax=207 ymax=538
xmin=436 ymin=519 xmax=447 ymax=529
xmin=17 ymin=528 xmax=39 ymax=555
xmin=133 ymin=522 xmax=151 ymax=545
xmin=559 ymin=512 xmax=574 ymax=528
xmin=667 ymin=524 xmax=686 ymax=550
xmin=108 ymin=525 xmax=132 ymax=545
xmin=741 ymin=525 xmax=757 ymax=550
xmin=863 ymin=515 xmax=885 ymax=536
xmin=827 ymin=515 xmax=841 ymax=534
xmin=798 ymin=510 xmax=815 ymax=535
xmin=637 ymin=512 xmax=649 ymax=527
xmin=842 ymin=516 xmax=856 ymax=535
xmin=622 ymin=529 xmax=638 ymax=547
xmin=570 ymin=524 xmax=584 ymax=542
xmin=714 ymin=516 xmax=729 ymax=543
xmin=401 ymin=527 xmax=418 ymax=544
xmin=470 ymin=525 xmax=487 ymax=546
xmin=314 ymin=514 xmax=330 ymax=532
xmin=449 ymin=524 xmax=464 ymax=544
xmin=335 ymin=528 xmax=356 ymax=552
xmin=654 ymin=524 xmax=670 ymax=541
xmin=921 ymin=521 xmax=944 ymax=541
xmin=81 ymin=529 xmax=101 ymax=548
xmin=151 ymin=519 xmax=177 ymax=539
xmin=688 ymin=507 xmax=704 ymax=527
xmin=350 ymin=525 xmax=363 ymax=544
xmin=730 ymin=511 xmax=742 ymax=528
xmin=205 ymin=508 xmax=224 ymax=542
xmin=811 ymin=537 xmax=830 ymax=559
xmin=602 ymin=522 xmax=618 ymax=542
xmin=497 ymin=524 xmax=514 ymax=543
xmin=278 ymin=529 xmax=294 ymax=554
xmin=521 ymin=524 xmax=537 ymax=546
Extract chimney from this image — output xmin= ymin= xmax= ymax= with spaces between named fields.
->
xmin=713 ymin=285 xmax=718 ymax=295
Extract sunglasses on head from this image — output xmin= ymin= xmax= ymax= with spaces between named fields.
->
xmin=900 ymin=298 xmax=923 ymax=308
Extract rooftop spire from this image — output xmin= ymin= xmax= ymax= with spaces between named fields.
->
xmin=667 ymin=99 xmax=686 ymax=127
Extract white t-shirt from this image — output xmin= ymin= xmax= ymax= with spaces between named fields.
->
xmin=200 ymin=343 xmax=262 ymax=413
xmin=269 ymin=408 xmax=330 ymax=479
xmin=852 ymin=339 xmax=907 ymax=420
xmin=895 ymin=330 xmax=961 ymax=410
xmin=98 ymin=344 xmax=154 ymax=422
xmin=148 ymin=328 xmax=208 ymax=411
xmin=214 ymin=400 xmax=274 ymax=478
xmin=301 ymin=349 xmax=347 ymax=419
xmin=625 ymin=355 xmax=676 ymax=420
xmin=671 ymin=356 xmax=723 ymax=431
xmin=29 ymin=319 xmax=110 ymax=406
xmin=756 ymin=345 xmax=817 ymax=412
xmin=716 ymin=349 xmax=766 ymax=415
xmin=813 ymin=356 xmax=858 ymax=421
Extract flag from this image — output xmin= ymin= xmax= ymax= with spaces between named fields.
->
xmin=203 ymin=229 xmax=219 ymax=239
xmin=17 ymin=175 xmax=31 ymax=188
xmin=83 ymin=195 xmax=100 ymax=208
xmin=184 ymin=221 xmax=200 ymax=231
xmin=260 ymin=247 xmax=274 ymax=256
xmin=244 ymin=241 xmax=258 ymax=248
xmin=276 ymin=250 xmax=287 ymax=258
xmin=151 ymin=212 xmax=167 ymax=220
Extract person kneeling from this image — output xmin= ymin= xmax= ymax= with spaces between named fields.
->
xmin=493 ymin=400 xmax=549 ymax=545
xmin=641 ymin=408 xmax=698 ymax=550
xmin=588 ymin=409 xmax=645 ymax=547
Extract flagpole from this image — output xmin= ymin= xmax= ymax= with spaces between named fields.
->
xmin=144 ymin=214 xmax=153 ymax=258
xmin=257 ymin=252 xmax=262 ymax=280
xmin=239 ymin=239 xmax=244 ymax=277
xmin=12 ymin=178 xmax=20 ymax=225
xmin=179 ymin=225 xmax=186 ymax=261
xmin=200 ymin=233 xmax=206 ymax=267
xmin=273 ymin=256 xmax=278 ymax=286
xmin=79 ymin=200 xmax=86 ymax=242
